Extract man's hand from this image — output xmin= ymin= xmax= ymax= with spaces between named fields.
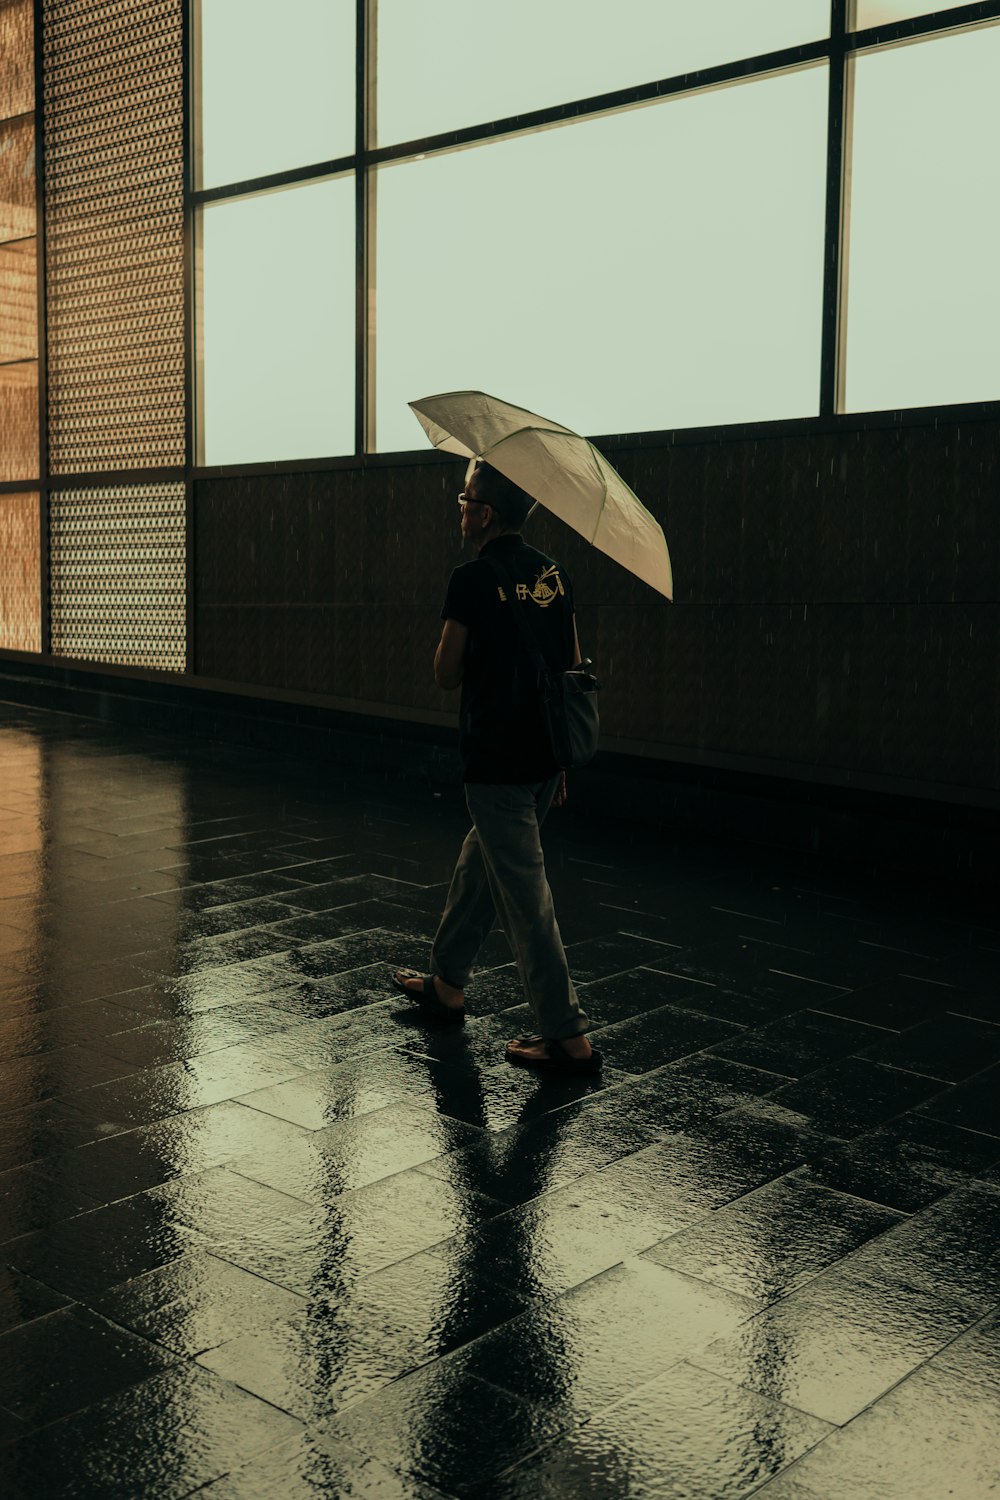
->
xmin=553 ymin=771 xmax=568 ymax=807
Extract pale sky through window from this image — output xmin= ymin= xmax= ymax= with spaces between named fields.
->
xmin=852 ymin=0 xmax=976 ymax=27
xmin=376 ymin=66 xmax=829 ymax=451
xmin=844 ymin=22 xmax=1000 ymax=412
xmin=200 ymin=177 xmax=355 ymax=465
xmin=376 ymin=0 xmax=830 ymax=146
xmin=197 ymin=0 xmax=354 ymax=188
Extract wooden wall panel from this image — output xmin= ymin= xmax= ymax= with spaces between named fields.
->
xmin=195 ymin=415 xmax=1000 ymax=795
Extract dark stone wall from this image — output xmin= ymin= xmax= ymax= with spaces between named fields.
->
xmin=194 ymin=416 xmax=1000 ymax=796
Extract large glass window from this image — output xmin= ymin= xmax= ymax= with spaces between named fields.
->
xmin=190 ymin=6 xmax=1000 ymax=471
xmin=195 ymin=0 xmax=355 ymax=189
xmin=198 ymin=176 xmax=356 ymax=465
xmin=376 ymin=0 xmax=829 ymax=146
xmin=842 ymin=22 xmax=1000 ymax=413
xmin=375 ymin=66 xmax=829 ymax=452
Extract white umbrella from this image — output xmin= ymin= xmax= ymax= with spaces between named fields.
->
xmin=409 ymin=389 xmax=673 ymax=601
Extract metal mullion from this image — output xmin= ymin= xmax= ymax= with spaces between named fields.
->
xmin=819 ymin=0 xmax=848 ymax=417
xmin=0 ymin=477 xmax=45 ymax=494
xmin=33 ymin=0 xmax=50 ymax=656
xmin=182 ymin=0 xmax=195 ymax=673
xmin=191 ymin=454 xmax=365 ymax=482
xmin=368 ymin=37 xmax=832 ymax=167
xmin=354 ymin=0 xmax=370 ymax=458
xmin=46 ymin=467 xmax=186 ymax=489
xmin=192 ymin=154 xmax=356 ymax=207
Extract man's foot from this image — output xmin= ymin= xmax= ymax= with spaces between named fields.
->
xmin=505 ymin=1035 xmax=602 ymax=1075
xmin=393 ymin=970 xmax=465 ymax=1009
xmin=391 ymin=969 xmax=466 ymax=1025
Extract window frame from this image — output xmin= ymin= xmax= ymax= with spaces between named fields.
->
xmin=179 ymin=0 xmax=1000 ymax=478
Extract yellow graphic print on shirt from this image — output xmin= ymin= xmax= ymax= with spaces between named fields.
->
xmin=494 ymin=565 xmax=565 ymax=608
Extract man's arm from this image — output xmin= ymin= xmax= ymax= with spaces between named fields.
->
xmin=434 ymin=618 xmax=469 ymax=690
xmin=572 ymin=616 xmax=582 ymax=668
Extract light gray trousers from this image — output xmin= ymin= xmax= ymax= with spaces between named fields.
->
xmin=430 ymin=775 xmax=590 ymax=1040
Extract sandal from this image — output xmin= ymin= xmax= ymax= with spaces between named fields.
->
xmin=392 ymin=969 xmax=466 ymax=1025
xmin=505 ymin=1036 xmax=603 ymax=1076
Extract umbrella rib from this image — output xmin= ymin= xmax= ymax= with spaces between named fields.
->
xmin=477 ymin=425 xmax=571 ymax=459
xmin=586 ymin=441 xmax=610 ymax=544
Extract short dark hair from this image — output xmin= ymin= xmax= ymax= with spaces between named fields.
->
xmin=472 ymin=462 xmax=535 ymax=530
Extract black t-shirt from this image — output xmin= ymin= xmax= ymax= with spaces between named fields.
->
xmin=441 ymin=535 xmax=576 ymax=784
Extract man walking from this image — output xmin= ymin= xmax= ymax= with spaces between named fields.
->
xmin=393 ymin=460 xmax=600 ymax=1074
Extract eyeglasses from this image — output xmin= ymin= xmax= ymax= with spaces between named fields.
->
xmin=457 ymin=495 xmax=484 ymax=509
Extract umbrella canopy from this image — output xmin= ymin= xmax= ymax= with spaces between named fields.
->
xmin=409 ymin=390 xmax=673 ymax=601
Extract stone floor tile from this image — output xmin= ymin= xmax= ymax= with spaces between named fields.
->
xmin=453 ymin=1258 xmax=754 ymax=1425
xmin=589 ymin=1002 xmax=743 ymax=1075
xmin=93 ymin=1249 xmax=305 ymax=1358
xmin=917 ymin=1060 xmax=1000 ymax=1137
xmin=313 ymin=1361 xmax=563 ymax=1498
xmin=643 ymin=1175 xmax=903 ymax=1303
xmin=647 ymin=938 xmax=856 ymax=1006
xmin=4 ymin=1191 xmax=197 ymax=1303
xmin=710 ymin=1008 xmax=884 ymax=1078
xmin=577 ymin=964 xmax=732 ymax=1027
xmin=857 ymin=1013 xmax=1000 ymax=1083
xmin=416 ymin=1091 xmax=664 ymax=1205
xmin=198 ymin=1243 xmax=530 ymax=1419
xmin=195 ymin=1431 xmax=450 ymax=1500
xmin=0 ymin=1044 xmax=140 ymax=1113
xmin=44 ymin=1098 xmax=309 ymax=1204
xmin=205 ymin=1166 xmax=506 ymax=1294
xmin=691 ymin=1261 xmax=983 ymax=1426
xmin=562 ymin=931 xmax=681 ymax=983
xmin=427 ymin=1171 xmax=683 ymax=1299
xmin=797 ymin=1113 xmax=1000 ymax=1213
xmin=0 ymin=1264 xmax=71 ymax=1335
xmin=751 ymin=1310 xmax=1000 ymax=1499
xmin=0 ymin=1095 xmax=103 ymax=1173
xmin=229 ymin=1099 xmax=483 ymax=1199
xmin=0 ymin=1303 xmax=174 ymax=1427
xmin=771 ymin=1056 xmax=944 ymax=1137
xmin=0 ymin=1159 xmax=98 ymax=1245
xmin=235 ymin=1062 xmax=404 ymax=1130
xmin=834 ymin=1179 xmax=1000 ymax=1313
xmin=0 ymin=1366 xmax=302 ymax=1499
xmin=588 ymin=1053 xmax=786 ymax=1134
xmin=475 ymin=1361 xmax=832 ymax=1500
xmin=811 ymin=972 xmax=959 ymax=1030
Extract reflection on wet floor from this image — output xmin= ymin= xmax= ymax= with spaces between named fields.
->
xmin=0 ymin=703 xmax=998 ymax=1499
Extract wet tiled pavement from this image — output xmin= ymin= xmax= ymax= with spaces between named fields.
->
xmin=1 ymin=703 xmax=998 ymax=1499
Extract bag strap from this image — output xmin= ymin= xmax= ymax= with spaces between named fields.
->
xmin=481 ymin=551 xmax=551 ymax=678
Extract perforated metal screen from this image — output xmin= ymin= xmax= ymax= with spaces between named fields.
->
xmin=50 ymin=484 xmax=186 ymax=669
xmin=42 ymin=0 xmax=185 ymax=474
